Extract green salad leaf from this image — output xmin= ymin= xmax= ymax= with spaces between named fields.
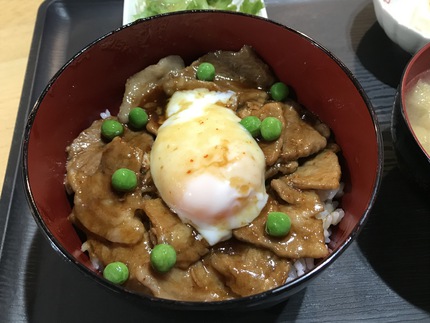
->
xmin=132 ymin=0 xmax=265 ymax=20
xmin=240 ymin=0 xmax=264 ymax=15
xmin=207 ymin=0 xmax=237 ymax=11
xmin=146 ymin=0 xmax=189 ymax=14
xmin=187 ymin=0 xmax=210 ymax=10
xmin=133 ymin=0 xmax=188 ymax=19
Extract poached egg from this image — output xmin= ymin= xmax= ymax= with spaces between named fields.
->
xmin=150 ymin=88 xmax=268 ymax=245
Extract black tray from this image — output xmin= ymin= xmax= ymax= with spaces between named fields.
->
xmin=1 ymin=0 xmax=429 ymax=321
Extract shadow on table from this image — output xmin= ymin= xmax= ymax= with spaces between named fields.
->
xmin=350 ymin=3 xmax=430 ymax=313
xmin=23 ymin=231 xmax=305 ymax=323
xmin=357 ymin=166 xmax=430 ymax=312
xmin=351 ymin=3 xmax=411 ymax=89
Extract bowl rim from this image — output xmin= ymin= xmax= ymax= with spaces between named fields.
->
xmin=22 ymin=9 xmax=384 ymax=309
xmin=399 ymin=41 xmax=430 ymax=161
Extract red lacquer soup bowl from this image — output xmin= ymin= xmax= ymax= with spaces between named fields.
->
xmin=22 ymin=11 xmax=383 ymax=310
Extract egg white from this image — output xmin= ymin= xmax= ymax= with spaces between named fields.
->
xmin=150 ymin=88 xmax=268 ymax=245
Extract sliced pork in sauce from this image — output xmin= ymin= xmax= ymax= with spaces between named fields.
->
xmin=142 ymin=198 xmax=209 ymax=269
xmin=70 ymin=137 xmax=146 ymax=244
xmin=280 ymin=100 xmax=327 ymax=162
xmin=82 ymin=233 xmax=153 ymax=293
xmin=265 ymin=161 xmax=299 ymax=179
xmin=192 ymin=45 xmax=276 ymax=89
xmin=135 ymin=260 xmax=236 ymax=301
xmin=252 ymin=102 xmax=286 ymax=166
xmin=286 ymin=149 xmax=341 ymax=190
xmin=66 ymin=46 xmax=343 ymax=301
xmin=233 ymin=197 xmax=328 ymax=259
xmin=271 ymin=177 xmax=322 ymax=206
xmin=209 ymin=241 xmax=291 ymax=297
xmin=118 ymin=55 xmax=185 ymax=123
xmin=65 ymin=119 xmax=106 ymax=194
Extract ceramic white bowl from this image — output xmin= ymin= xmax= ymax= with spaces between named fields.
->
xmin=373 ymin=0 xmax=430 ymax=54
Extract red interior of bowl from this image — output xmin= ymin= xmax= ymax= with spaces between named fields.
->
xmin=25 ymin=12 xmax=381 ymax=278
xmin=401 ymin=42 xmax=430 ymax=160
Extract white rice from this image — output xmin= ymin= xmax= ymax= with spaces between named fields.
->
xmin=286 ymin=183 xmax=345 ymax=281
xmin=81 ymin=241 xmax=103 ymax=270
xmin=286 ymin=258 xmax=316 ymax=282
xmin=100 ymin=109 xmax=111 ymax=119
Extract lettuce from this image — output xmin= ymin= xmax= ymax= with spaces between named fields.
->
xmin=146 ymin=0 xmax=190 ymax=14
xmin=240 ymin=0 xmax=264 ymax=15
xmin=132 ymin=0 xmax=264 ymax=20
xmin=187 ymin=0 xmax=211 ymax=10
xmin=207 ymin=0 xmax=237 ymax=11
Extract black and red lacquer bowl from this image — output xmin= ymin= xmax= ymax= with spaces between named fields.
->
xmin=22 ymin=11 xmax=383 ymax=310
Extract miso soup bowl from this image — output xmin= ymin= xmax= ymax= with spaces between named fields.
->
xmin=392 ymin=42 xmax=430 ymax=190
xmin=23 ymin=11 xmax=383 ymax=310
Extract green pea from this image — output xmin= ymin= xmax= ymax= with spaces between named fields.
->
xmin=129 ymin=107 xmax=149 ymax=129
xmin=101 ymin=119 xmax=123 ymax=141
xmin=111 ymin=168 xmax=137 ymax=192
xmin=261 ymin=117 xmax=282 ymax=141
xmin=150 ymin=243 xmax=177 ymax=273
xmin=240 ymin=116 xmax=262 ymax=137
xmin=103 ymin=261 xmax=129 ymax=284
xmin=265 ymin=212 xmax=291 ymax=237
xmin=196 ymin=62 xmax=215 ymax=81
xmin=270 ymin=82 xmax=289 ymax=101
